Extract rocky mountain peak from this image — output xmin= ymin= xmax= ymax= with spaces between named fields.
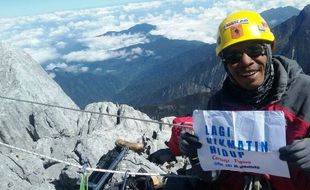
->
xmin=273 ymin=4 xmax=310 ymax=74
xmin=0 ymin=43 xmax=78 ymax=108
xmin=0 ymin=43 xmax=174 ymax=190
xmin=261 ymin=6 xmax=300 ymax=28
xmin=0 ymin=43 xmax=80 ymax=144
xmin=101 ymin=23 xmax=156 ymax=36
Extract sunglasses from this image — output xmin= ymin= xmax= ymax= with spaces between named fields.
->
xmin=221 ymin=44 xmax=266 ymax=65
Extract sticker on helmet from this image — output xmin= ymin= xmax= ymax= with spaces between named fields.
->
xmin=258 ymin=24 xmax=266 ymax=32
xmin=261 ymin=22 xmax=269 ymax=28
xmin=230 ymin=24 xmax=243 ymax=39
xmin=258 ymin=21 xmax=268 ymax=32
xmin=224 ymin=18 xmax=248 ymax=29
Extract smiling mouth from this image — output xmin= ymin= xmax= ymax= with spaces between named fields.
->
xmin=239 ymin=71 xmax=257 ymax=77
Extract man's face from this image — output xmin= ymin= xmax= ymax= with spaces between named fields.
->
xmin=222 ymin=41 xmax=268 ymax=90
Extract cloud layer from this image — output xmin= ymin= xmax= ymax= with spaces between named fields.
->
xmin=0 ymin=0 xmax=309 ymax=73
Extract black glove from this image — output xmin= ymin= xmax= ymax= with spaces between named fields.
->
xmin=279 ymin=138 xmax=310 ymax=172
xmin=179 ymin=131 xmax=202 ymax=159
xmin=188 ymin=164 xmax=220 ymax=182
xmin=148 ymin=148 xmax=175 ymax=165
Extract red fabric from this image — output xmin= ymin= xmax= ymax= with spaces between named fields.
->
xmin=166 ymin=116 xmax=193 ymax=156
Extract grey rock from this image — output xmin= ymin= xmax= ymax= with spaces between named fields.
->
xmin=0 ymin=43 xmax=184 ymax=189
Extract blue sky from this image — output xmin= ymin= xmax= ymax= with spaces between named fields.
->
xmin=0 ymin=0 xmax=153 ymax=18
xmin=1 ymin=0 xmax=310 ymax=76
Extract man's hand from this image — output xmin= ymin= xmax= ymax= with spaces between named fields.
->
xmin=279 ymin=138 xmax=310 ymax=172
xmin=148 ymin=148 xmax=175 ymax=165
xmin=179 ymin=131 xmax=202 ymax=159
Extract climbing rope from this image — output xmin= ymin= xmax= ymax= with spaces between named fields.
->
xmin=0 ymin=95 xmax=197 ymax=180
xmin=0 ymin=141 xmax=199 ymax=179
xmin=0 ymin=95 xmax=193 ymax=129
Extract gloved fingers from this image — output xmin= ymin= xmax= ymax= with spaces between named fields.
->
xmin=180 ymin=138 xmax=190 ymax=148
xmin=300 ymin=161 xmax=310 ymax=171
xmin=180 ymin=131 xmax=194 ymax=139
xmin=289 ymin=139 xmax=308 ymax=150
xmin=297 ymin=156 xmax=310 ymax=166
xmin=280 ymin=149 xmax=308 ymax=162
xmin=180 ymin=139 xmax=192 ymax=152
xmin=180 ymin=132 xmax=202 ymax=148
xmin=148 ymin=148 xmax=175 ymax=165
xmin=282 ymin=154 xmax=304 ymax=165
xmin=287 ymin=156 xmax=310 ymax=171
xmin=180 ymin=139 xmax=198 ymax=158
xmin=279 ymin=140 xmax=306 ymax=155
xmin=279 ymin=138 xmax=310 ymax=173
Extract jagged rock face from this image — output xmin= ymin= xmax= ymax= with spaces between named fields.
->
xmin=261 ymin=6 xmax=300 ymax=28
xmin=0 ymin=43 xmax=177 ymax=190
xmin=0 ymin=43 xmax=80 ymax=144
xmin=273 ymin=4 xmax=310 ymax=74
xmin=75 ymin=102 xmax=170 ymax=167
xmin=0 ymin=43 xmax=81 ymax=189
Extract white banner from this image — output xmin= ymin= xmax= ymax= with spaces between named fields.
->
xmin=193 ymin=110 xmax=290 ymax=178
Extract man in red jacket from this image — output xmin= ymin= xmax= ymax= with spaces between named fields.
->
xmin=180 ymin=10 xmax=310 ymax=190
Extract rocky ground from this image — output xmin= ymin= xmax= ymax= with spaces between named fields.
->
xmin=0 ymin=43 xmax=187 ymax=190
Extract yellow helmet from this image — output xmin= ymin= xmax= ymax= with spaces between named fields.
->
xmin=216 ymin=10 xmax=275 ymax=56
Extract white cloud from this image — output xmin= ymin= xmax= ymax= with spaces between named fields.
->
xmin=63 ymin=50 xmax=119 ymax=62
xmin=49 ymin=26 xmax=70 ymax=37
xmin=184 ymin=7 xmax=203 ymax=14
xmin=56 ymin=41 xmax=66 ymax=49
xmin=124 ymin=47 xmax=154 ymax=61
xmin=61 ymin=33 xmax=151 ymax=62
xmin=24 ymin=47 xmax=59 ymax=63
xmin=8 ymin=28 xmax=45 ymax=46
xmin=145 ymin=50 xmax=155 ymax=56
xmin=48 ymin=72 xmax=56 ymax=78
xmin=182 ymin=0 xmax=194 ymax=4
xmin=63 ymin=47 xmax=154 ymax=63
xmin=81 ymin=34 xmax=149 ymax=50
xmin=0 ymin=19 xmax=16 ymax=32
xmin=123 ymin=1 xmax=163 ymax=12
xmin=1 ymin=0 xmax=310 ymax=65
xmin=45 ymin=62 xmax=68 ymax=70
xmin=14 ymin=38 xmax=42 ymax=48
xmin=45 ymin=62 xmax=89 ymax=73
xmin=80 ymin=66 xmax=89 ymax=72
xmin=255 ymin=0 xmax=310 ymax=12
xmin=146 ymin=7 xmax=225 ymax=43
xmin=131 ymin=47 xmax=143 ymax=55
xmin=95 ymin=68 xmax=103 ymax=72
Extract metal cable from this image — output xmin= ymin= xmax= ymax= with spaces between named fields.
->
xmin=0 ymin=95 xmax=193 ymax=129
xmin=0 ymin=95 xmax=197 ymax=180
xmin=0 ymin=141 xmax=199 ymax=179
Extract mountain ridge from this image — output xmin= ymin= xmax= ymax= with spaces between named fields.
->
xmin=273 ymin=4 xmax=310 ymax=74
xmin=138 ymin=5 xmax=310 ymax=118
xmin=261 ymin=6 xmax=300 ymax=28
xmin=0 ymin=43 xmax=173 ymax=189
xmin=53 ymin=24 xmax=205 ymax=108
xmin=49 ymin=6 xmax=307 ymax=116
xmin=101 ymin=23 xmax=157 ymax=36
